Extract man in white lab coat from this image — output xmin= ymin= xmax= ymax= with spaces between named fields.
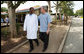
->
xmin=23 ymin=7 xmax=39 ymax=52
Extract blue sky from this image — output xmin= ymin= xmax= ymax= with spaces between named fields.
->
xmin=1 ymin=1 xmax=83 ymax=13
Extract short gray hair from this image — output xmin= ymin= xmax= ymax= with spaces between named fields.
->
xmin=42 ymin=6 xmax=48 ymax=12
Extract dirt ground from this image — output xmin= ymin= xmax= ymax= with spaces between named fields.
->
xmin=1 ymin=26 xmax=27 ymax=53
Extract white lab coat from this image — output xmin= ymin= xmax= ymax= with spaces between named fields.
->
xmin=23 ymin=14 xmax=38 ymax=39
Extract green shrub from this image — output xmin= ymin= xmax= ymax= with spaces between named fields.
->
xmin=1 ymin=28 xmax=8 ymax=37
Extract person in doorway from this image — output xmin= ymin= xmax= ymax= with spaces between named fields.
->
xmin=38 ymin=6 xmax=52 ymax=52
xmin=1 ymin=17 xmax=4 ymax=23
xmin=5 ymin=16 xmax=9 ymax=26
xmin=23 ymin=7 xmax=39 ymax=52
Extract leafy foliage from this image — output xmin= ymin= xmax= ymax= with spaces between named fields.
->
xmin=1 ymin=1 xmax=26 ymax=9
xmin=1 ymin=7 xmax=8 ymax=12
xmin=59 ymin=1 xmax=74 ymax=15
xmin=75 ymin=8 xmax=83 ymax=16
xmin=52 ymin=1 xmax=74 ymax=16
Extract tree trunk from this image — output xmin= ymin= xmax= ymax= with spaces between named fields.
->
xmin=59 ymin=13 xmax=62 ymax=25
xmin=8 ymin=7 xmax=17 ymax=38
xmin=59 ymin=13 xmax=61 ymax=21
xmin=48 ymin=1 xmax=51 ymax=14
xmin=64 ymin=13 xmax=66 ymax=24
xmin=55 ymin=10 xmax=57 ymax=24
xmin=64 ymin=13 xmax=68 ymax=25
xmin=55 ymin=1 xmax=58 ymax=23
xmin=66 ymin=14 xmax=68 ymax=24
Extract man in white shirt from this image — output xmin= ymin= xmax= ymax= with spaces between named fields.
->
xmin=23 ymin=7 xmax=39 ymax=52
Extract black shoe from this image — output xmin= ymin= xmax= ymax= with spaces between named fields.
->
xmin=37 ymin=43 xmax=39 ymax=46
xmin=29 ymin=48 xmax=33 ymax=52
xmin=42 ymin=49 xmax=46 ymax=52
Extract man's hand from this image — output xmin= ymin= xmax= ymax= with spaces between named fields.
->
xmin=46 ymin=23 xmax=50 ymax=35
xmin=46 ymin=29 xmax=49 ymax=35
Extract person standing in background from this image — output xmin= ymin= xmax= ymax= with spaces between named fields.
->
xmin=5 ymin=16 xmax=9 ymax=26
xmin=1 ymin=18 xmax=4 ymax=23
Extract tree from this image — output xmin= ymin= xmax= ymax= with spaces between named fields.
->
xmin=52 ymin=1 xmax=74 ymax=24
xmin=1 ymin=7 xmax=8 ymax=12
xmin=52 ymin=1 xmax=63 ymax=22
xmin=67 ymin=8 xmax=74 ymax=16
xmin=1 ymin=1 xmax=26 ymax=38
xmin=59 ymin=1 xmax=74 ymax=24
xmin=75 ymin=8 xmax=83 ymax=16
xmin=47 ymin=1 xmax=51 ymax=14
xmin=53 ymin=1 xmax=58 ymax=21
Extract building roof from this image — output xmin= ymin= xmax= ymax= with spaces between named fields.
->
xmin=16 ymin=7 xmax=41 ymax=13
xmin=1 ymin=6 xmax=48 ymax=15
xmin=1 ymin=7 xmax=41 ymax=15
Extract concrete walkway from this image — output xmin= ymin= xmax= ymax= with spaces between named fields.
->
xmin=62 ymin=18 xmax=83 ymax=53
xmin=11 ymin=24 xmax=69 ymax=53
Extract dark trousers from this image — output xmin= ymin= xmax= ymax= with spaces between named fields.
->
xmin=29 ymin=39 xmax=39 ymax=49
xmin=39 ymin=32 xmax=49 ymax=50
xmin=7 ymin=23 xmax=8 ymax=26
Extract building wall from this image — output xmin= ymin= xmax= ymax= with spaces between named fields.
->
xmin=1 ymin=6 xmax=48 ymax=23
xmin=16 ymin=8 xmax=41 ymax=23
xmin=34 ymin=9 xmax=40 ymax=16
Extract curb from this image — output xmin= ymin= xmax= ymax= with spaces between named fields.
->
xmin=57 ymin=19 xmax=72 ymax=53
xmin=5 ymin=40 xmax=28 ymax=53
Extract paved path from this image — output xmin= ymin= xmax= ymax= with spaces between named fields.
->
xmin=62 ymin=18 xmax=83 ymax=53
xmin=11 ymin=24 xmax=69 ymax=53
